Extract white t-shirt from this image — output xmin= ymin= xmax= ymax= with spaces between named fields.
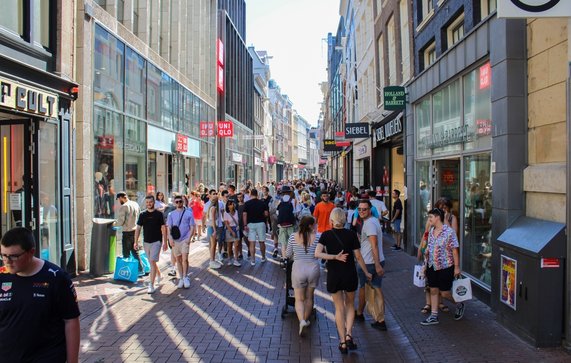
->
xmin=370 ymin=199 xmax=388 ymax=219
xmin=360 ymin=217 xmax=384 ymax=265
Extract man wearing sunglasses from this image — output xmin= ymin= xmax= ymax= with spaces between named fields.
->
xmin=167 ymin=195 xmax=196 ymax=288
xmin=0 ymin=227 xmax=80 ymax=362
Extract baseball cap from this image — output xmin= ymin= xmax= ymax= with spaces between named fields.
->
xmin=116 ymin=191 xmax=127 ymax=199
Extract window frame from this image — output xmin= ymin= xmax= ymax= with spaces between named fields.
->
xmin=447 ymin=13 xmax=465 ymax=48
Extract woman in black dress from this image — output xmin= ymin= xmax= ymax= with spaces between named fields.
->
xmin=315 ymin=208 xmax=371 ymax=354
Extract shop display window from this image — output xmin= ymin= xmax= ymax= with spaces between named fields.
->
xmin=415 ymin=97 xmax=431 ymax=157
xmin=125 ymin=117 xmax=146 ymax=204
xmin=464 ymin=64 xmax=492 ymax=151
xmin=432 ymin=80 xmax=462 ymax=154
xmin=94 ymin=25 xmax=124 ymax=111
xmin=125 ymin=47 xmax=146 ymax=118
xmin=415 ymin=161 xmax=431 ymax=245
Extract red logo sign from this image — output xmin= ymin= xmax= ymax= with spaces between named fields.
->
xmin=476 ymin=119 xmax=492 ymax=136
xmin=335 ymin=141 xmax=351 ymax=147
xmin=217 ymin=65 xmax=224 ymax=93
xmin=200 ymin=122 xmax=215 ymax=137
xmin=335 ymin=131 xmax=345 ymax=138
xmin=217 ymin=121 xmax=234 ymax=137
xmin=442 ymin=170 xmax=455 ymax=185
xmin=217 ymin=39 xmax=224 ymax=66
xmin=479 ymin=62 xmax=491 ymax=89
xmin=541 ymin=258 xmax=560 ymax=268
xmin=175 ymin=134 xmax=188 ymax=152
xmin=97 ymin=135 xmax=114 ymax=149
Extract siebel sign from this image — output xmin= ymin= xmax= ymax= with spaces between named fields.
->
xmin=344 ymin=123 xmax=370 ymax=139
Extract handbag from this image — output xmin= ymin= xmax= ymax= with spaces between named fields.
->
xmin=413 ymin=264 xmax=426 ymax=288
xmin=138 ymin=250 xmax=151 ymax=274
xmin=452 ymin=277 xmax=473 ymax=302
xmin=113 ymin=256 xmax=139 ymax=283
xmin=170 ymin=209 xmax=186 ymax=240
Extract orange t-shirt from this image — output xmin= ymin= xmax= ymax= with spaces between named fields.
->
xmin=313 ymin=201 xmax=335 ymax=233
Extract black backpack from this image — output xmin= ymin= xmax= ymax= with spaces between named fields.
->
xmin=277 ymin=201 xmax=295 ymax=225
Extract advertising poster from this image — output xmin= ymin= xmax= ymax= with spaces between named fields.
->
xmin=500 ymin=255 xmax=517 ymax=310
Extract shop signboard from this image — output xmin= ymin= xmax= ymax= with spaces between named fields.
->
xmin=344 ymin=122 xmax=370 ymax=138
xmin=175 ymin=134 xmax=188 ymax=153
xmin=373 ymin=115 xmax=403 ymax=144
xmin=0 ymin=76 xmax=59 ymax=118
xmin=199 ymin=121 xmax=215 ymax=137
xmin=232 ymin=152 xmax=242 ymax=163
xmin=323 ymin=139 xmax=342 ymax=152
xmin=335 ymin=141 xmax=351 ymax=147
xmin=500 ymin=255 xmax=517 ymax=310
xmin=383 ymin=86 xmax=406 ymax=110
xmin=218 ymin=121 xmax=234 ymax=137
xmin=498 ymin=0 xmax=571 ymax=18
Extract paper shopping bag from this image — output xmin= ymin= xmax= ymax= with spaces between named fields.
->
xmin=113 ymin=257 xmax=138 ymax=283
xmin=365 ymin=283 xmax=381 ymax=322
xmin=452 ymin=277 xmax=473 ymax=302
xmin=413 ymin=264 xmax=426 ymax=288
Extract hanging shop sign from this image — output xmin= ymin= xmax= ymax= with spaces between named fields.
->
xmin=383 ymin=86 xmax=406 ymax=110
xmin=268 ymin=155 xmax=277 ymax=164
xmin=217 ymin=121 xmax=234 ymax=137
xmin=232 ymin=152 xmax=243 ymax=163
xmin=217 ymin=39 xmax=225 ymax=93
xmin=0 ymin=77 xmax=59 ymax=118
xmin=335 ymin=131 xmax=345 ymax=138
xmin=199 ymin=121 xmax=215 ymax=137
xmin=255 ymin=157 xmax=263 ymax=166
xmin=335 ymin=141 xmax=351 ymax=147
xmin=344 ymin=122 xmax=370 ymax=139
xmin=373 ymin=115 xmax=403 ymax=145
xmin=175 ymin=134 xmax=188 ymax=153
xmin=498 ymin=0 xmax=571 ymax=18
xmin=323 ymin=139 xmax=342 ymax=152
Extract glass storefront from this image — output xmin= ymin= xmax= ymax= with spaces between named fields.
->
xmin=414 ymin=61 xmax=492 ymax=288
xmin=93 ymin=24 xmax=215 ymax=212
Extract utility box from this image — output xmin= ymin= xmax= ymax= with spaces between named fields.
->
xmin=90 ymin=218 xmax=117 ymax=276
xmin=493 ymin=216 xmax=565 ymax=347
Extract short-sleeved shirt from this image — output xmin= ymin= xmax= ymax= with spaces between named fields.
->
xmin=0 ymin=260 xmax=80 ymax=362
xmin=286 ymin=233 xmax=321 ymax=262
xmin=360 ymin=217 xmax=385 ymax=264
xmin=137 ymin=209 xmax=165 ymax=242
xmin=243 ymin=198 xmax=268 ymax=224
xmin=167 ymin=207 xmax=196 ymax=242
xmin=224 ymin=211 xmax=239 ymax=227
xmin=319 ymin=229 xmax=360 ymax=272
xmin=313 ymin=201 xmax=335 ymax=233
xmin=392 ymin=198 xmax=403 ymax=220
xmin=426 ymin=224 xmax=459 ymax=270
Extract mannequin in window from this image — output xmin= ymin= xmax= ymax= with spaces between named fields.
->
xmin=94 ymin=172 xmax=108 ymax=217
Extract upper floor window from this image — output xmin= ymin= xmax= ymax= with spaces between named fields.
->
xmin=0 ymin=0 xmax=53 ymax=50
xmin=421 ymin=40 xmax=436 ymax=71
xmin=446 ymin=13 xmax=465 ymax=49
xmin=420 ymin=0 xmax=434 ymax=22
xmin=480 ymin=0 xmax=497 ymax=19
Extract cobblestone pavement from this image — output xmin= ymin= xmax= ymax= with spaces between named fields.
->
xmin=76 ymin=234 xmax=571 ymax=363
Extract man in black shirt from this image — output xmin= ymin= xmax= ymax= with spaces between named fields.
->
xmin=391 ymin=189 xmax=404 ymax=251
xmin=135 ymin=195 xmax=167 ymax=293
xmin=242 ymin=189 xmax=269 ymax=265
xmin=0 ymin=227 xmax=80 ymax=362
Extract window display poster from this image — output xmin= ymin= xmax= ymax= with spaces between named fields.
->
xmin=500 ymin=255 xmax=517 ymax=310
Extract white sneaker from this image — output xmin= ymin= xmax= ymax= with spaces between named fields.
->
xmin=209 ymin=261 xmax=222 ymax=269
xmin=298 ymin=320 xmax=309 ymax=336
xmin=217 ymin=252 xmax=224 ymax=262
xmin=147 ymin=285 xmax=156 ymax=294
xmin=261 ymin=257 xmax=267 ymax=263
xmin=250 ymin=259 xmax=256 ymax=266
xmin=233 ymin=260 xmax=241 ymax=267
xmin=227 ymin=259 xmax=234 ymax=266
xmin=177 ymin=278 xmax=184 ymax=289
xmin=156 ymin=275 xmax=161 ymax=285
xmin=183 ymin=277 xmax=190 ymax=289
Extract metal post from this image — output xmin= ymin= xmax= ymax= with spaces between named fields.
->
xmin=564 ymin=19 xmax=571 ymax=351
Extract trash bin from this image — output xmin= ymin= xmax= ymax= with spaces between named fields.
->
xmin=90 ymin=218 xmax=117 ymax=276
xmin=493 ymin=216 xmax=566 ymax=347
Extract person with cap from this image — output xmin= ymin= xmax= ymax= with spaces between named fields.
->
xmin=115 ymin=191 xmax=143 ymax=274
xmin=276 ymin=186 xmax=297 ymax=257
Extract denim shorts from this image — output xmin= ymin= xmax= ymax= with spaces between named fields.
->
xmin=393 ymin=219 xmax=402 ymax=233
xmin=357 ymin=261 xmax=386 ymax=289
xmin=247 ymin=222 xmax=266 ymax=242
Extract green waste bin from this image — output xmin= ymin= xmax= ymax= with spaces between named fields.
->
xmin=90 ymin=218 xmax=117 ymax=276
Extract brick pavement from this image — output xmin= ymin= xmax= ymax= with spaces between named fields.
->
xmin=75 ymin=234 xmax=571 ymax=363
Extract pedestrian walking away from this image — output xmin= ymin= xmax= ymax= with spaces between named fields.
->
xmin=0 ymin=227 xmax=80 ymax=363
xmin=115 ymin=191 xmax=143 ymax=273
xmin=135 ymin=195 xmax=168 ymax=293
xmin=286 ymin=216 xmax=321 ymax=336
xmin=167 ymin=195 xmax=196 ymax=288
xmin=315 ymin=208 xmax=371 ymax=354
xmin=276 ymin=186 xmax=296 ymax=258
xmin=243 ymin=189 xmax=269 ymax=265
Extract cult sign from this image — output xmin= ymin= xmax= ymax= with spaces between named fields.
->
xmin=0 ymin=76 xmax=59 ymax=118
xmin=383 ymin=86 xmax=406 ymax=110
xmin=217 ymin=121 xmax=234 ymax=137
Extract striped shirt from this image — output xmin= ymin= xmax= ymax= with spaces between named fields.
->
xmin=286 ymin=233 xmax=321 ymax=262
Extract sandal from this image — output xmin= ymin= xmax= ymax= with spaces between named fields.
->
xmin=338 ymin=342 xmax=348 ymax=354
xmin=345 ymin=334 xmax=357 ymax=350
xmin=439 ymin=304 xmax=450 ymax=312
xmin=421 ymin=304 xmax=431 ymax=314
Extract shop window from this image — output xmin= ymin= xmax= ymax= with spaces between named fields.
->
xmin=416 ymin=161 xmax=431 ymax=245
xmin=432 ymin=79 xmax=462 ymax=154
xmin=94 ymin=25 xmax=125 ymax=111
xmin=125 ymin=117 xmax=146 ymax=204
xmin=160 ymin=73 xmax=174 ymax=130
xmin=463 ymin=153 xmax=492 ymax=287
xmin=125 ymin=47 xmax=146 ymax=118
xmin=415 ymin=97 xmax=431 ymax=157
xmin=146 ymin=63 xmax=162 ymax=125
xmin=464 ymin=63 xmax=492 ymax=151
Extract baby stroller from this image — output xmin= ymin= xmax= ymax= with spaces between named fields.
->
xmin=280 ymin=258 xmax=317 ymax=319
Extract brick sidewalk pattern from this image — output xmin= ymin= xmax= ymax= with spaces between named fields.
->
xmin=76 ymin=234 xmax=571 ymax=362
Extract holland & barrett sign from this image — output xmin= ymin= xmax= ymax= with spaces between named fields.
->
xmin=383 ymin=86 xmax=406 ymax=110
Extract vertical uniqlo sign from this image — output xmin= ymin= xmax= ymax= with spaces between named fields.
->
xmin=199 ymin=121 xmax=215 ymax=137
xmin=217 ymin=38 xmax=224 ymax=93
xmin=217 ymin=121 xmax=234 ymax=137
xmin=175 ymin=134 xmax=188 ymax=152
xmin=479 ymin=62 xmax=491 ymax=89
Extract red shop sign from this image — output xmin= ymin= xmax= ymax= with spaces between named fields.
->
xmin=479 ymin=62 xmax=491 ymax=89
xmin=176 ymin=134 xmax=188 ymax=153
xmin=218 ymin=121 xmax=234 ymax=137
xmin=541 ymin=258 xmax=560 ymax=268
xmin=97 ymin=135 xmax=114 ymax=149
xmin=200 ymin=121 xmax=215 ymax=137
xmin=442 ymin=170 xmax=455 ymax=185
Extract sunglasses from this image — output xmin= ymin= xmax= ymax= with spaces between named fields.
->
xmin=174 ymin=200 xmax=184 ymax=204
xmin=357 ymin=208 xmax=369 ymax=211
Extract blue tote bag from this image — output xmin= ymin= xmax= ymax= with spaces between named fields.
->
xmin=113 ymin=256 xmax=139 ymax=283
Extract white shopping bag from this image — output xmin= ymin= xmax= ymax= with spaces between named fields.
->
xmin=413 ymin=264 xmax=425 ymax=288
xmin=452 ymin=277 xmax=473 ymax=302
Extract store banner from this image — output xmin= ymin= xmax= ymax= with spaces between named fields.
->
xmin=344 ymin=122 xmax=370 ymax=138
xmin=323 ymin=139 xmax=342 ymax=152
xmin=199 ymin=121 xmax=215 ymax=137
xmin=218 ymin=121 xmax=234 ymax=137
xmin=383 ymin=86 xmax=406 ymax=110
xmin=175 ymin=134 xmax=188 ymax=153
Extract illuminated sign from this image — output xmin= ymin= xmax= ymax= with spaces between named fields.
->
xmin=175 ymin=134 xmax=188 ymax=152
xmin=199 ymin=121 xmax=215 ymax=137
xmin=479 ymin=62 xmax=491 ymax=89
xmin=323 ymin=139 xmax=342 ymax=152
xmin=217 ymin=121 xmax=234 ymax=137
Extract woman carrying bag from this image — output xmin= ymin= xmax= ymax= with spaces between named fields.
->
xmin=315 ymin=208 xmax=371 ymax=354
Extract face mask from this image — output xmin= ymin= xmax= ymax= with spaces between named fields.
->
xmin=282 ymin=195 xmax=291 ymax=202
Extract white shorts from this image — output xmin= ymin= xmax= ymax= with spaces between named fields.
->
xmin=247 ymin=222 xmax=266 ymax=242
xmin=143 ymin=241 xmax=161 ymax=262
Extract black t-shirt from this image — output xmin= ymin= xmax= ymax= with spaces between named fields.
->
xmin=319 ymin=228 xmax=360 ymax=274
xmin=243 ymin=198 xmax=268 ymax=224
xmin=392 ymin=199 xmax=403 ymax=220
xmin=137 ymin=209 xmax=165 ymax=242
xmin=0 ymin=260 xmax=81 ymax=362
xmin=227 ymin=194 xmax=239 ymax=206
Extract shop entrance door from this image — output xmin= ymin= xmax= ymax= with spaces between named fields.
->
xmin=434 ymin=159 xmax=461 ymax=223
